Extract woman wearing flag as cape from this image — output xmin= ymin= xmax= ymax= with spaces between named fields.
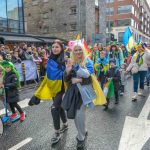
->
xmin=62 ymin=42 xmax=106 ymax=149
xmin=32 ymin=40 xmax=68 ymax=145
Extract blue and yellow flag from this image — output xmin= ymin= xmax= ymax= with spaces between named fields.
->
xmin=86 ymin=58 xmax=107 ymax=105
xmin=123 ymin=27 xmax=134 ymax=52
xmin=34 ymin=59 xmax=65 ymax=100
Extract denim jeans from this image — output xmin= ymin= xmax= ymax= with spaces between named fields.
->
xmin=133 ymin=71 xmax=147 ymax=92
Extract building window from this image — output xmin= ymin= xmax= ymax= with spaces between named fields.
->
xmin=106 ymin=8 xmax=114 ymax=16
xmin=106 ymin=0 xmax=114 ymax=3
xmin=118 ymin=32 xmax=124 ymax=43
xmin=70 ymin=23 xmax=77 ymax=31
xmin=106 ymin=21 xmax=114 ymax=28
xmin=0 ymin=0 xmax=24 ymax=33
xmin=118 ymin=5 xmax=132 ymax=14
xmin=70 ymin=6 xmax=77 ymax=15
xmin=117 ymin=19 xmax=131 ymax=26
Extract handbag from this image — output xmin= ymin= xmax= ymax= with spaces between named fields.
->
xmin=131 ymin=64 xmax=139 ymax=74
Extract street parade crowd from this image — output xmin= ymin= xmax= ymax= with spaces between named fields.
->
xmin=0 ymin=39 xmax=150 ymax=149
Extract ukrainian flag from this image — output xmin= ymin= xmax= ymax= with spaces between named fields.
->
xmin=123 ymin=27 xmax=134 ymax=52
xmin=86 ymin=58 xmax=107 ymax=105
xmin=34 ymin=59 xmax=65 ymax=100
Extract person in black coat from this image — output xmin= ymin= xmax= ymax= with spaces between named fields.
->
xmin=104 ymin=59 xmax=121 ymax=110
xmin=1 ymin=61 xmax=25 ymax=121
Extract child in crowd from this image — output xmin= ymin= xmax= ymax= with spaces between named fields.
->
xmin=104 ymin=59 xmax=121 ymax=110
xmin=120 ymin=63 xmax=127 ymax=96
xmin=95 ymin=50 xmax=109 ymax=90
xmin=2 ymin=61 xmax=25 ymax=121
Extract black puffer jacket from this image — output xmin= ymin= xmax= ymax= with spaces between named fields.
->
xmin=105 ymin=67 xmax=121 ymax=91
xmin=4 ymin=72 xmax=19 ymax=103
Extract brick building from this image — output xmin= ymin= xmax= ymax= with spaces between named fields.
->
xmin=24 ymin=0 xmax=96 ymax=42
xmin=105 ymin=0 xmax=150 ymax=43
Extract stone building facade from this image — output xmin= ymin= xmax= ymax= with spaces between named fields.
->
xmin=24 ymin=0 xmax=96 ymax=41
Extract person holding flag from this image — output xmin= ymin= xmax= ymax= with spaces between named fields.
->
xmin=104 ymin=58 xmax=121 ymax=110
xmin=31 ymin=40 xmax=68 ymax=145
xmin=62 ymin=43 xmax=106 ymax=149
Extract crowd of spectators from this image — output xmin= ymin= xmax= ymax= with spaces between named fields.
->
xmin=0 ymin=43 xmax=51 ymax=76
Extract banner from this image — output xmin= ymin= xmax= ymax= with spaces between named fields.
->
xmin=15 ymin=60 xmax=38 ymax=81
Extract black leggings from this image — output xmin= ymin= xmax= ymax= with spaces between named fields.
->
xmin=51 ymin=106 xmax=67 ymax=130
xmin=51 ymin=91 xmax=67 ymax=130
xmin=114 ymin=91 xmax=119 ymax=101
xmin=9 ymin=102 xmax=23 ymax=114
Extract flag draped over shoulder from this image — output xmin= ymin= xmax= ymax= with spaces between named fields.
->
xmin=34 ymin=59 xmax=65 ymax=100
xmin=92 ymin=75 xmax=107 ymax=105
xmin=123 ymin=27 xmax=134 ymax=52
xmin=86 ymin=58 xmax=107 ymax=105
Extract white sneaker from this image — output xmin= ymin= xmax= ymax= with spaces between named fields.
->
xmin=120 ymin=92 xmax=124 ymax=96
xmin=138 ymin=89 xmax=145 ymax=96
xmin=132 ymin=92 xmax=137 ymax=101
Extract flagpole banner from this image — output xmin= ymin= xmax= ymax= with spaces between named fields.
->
xmin=123 ymin=27 xmax=134 ymax=52
xmin=15 ymin=60 xmax=38 ymax=81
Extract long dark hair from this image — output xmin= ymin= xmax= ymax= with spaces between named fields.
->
xmin=50 ymin=39 xmax=65 ymax=65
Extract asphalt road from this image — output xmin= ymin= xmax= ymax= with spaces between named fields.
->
xmin=0 ymin=77 xmax=150 ymax=150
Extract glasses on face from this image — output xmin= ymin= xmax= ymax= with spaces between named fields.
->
xmin=73 ymin=49 xmax=83 ymax=53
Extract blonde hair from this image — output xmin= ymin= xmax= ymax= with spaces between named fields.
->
xmin=71 ymin=44 xmax=87 ymax=67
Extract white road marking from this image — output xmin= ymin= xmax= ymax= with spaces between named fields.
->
xmin=0 ymin=98 xmax=30 ymax=116
xmin=0 ymin=99 xmax=45 ymax=116
xmin=139 ymin=95 xmax=150 ymax=119
xmin=8 ymin=137 xmax=32 ymax=150
xmin=118 ymin=116 xmax=150 ymax=150
xmin=118 ymin=95 xmax=150 ymax=150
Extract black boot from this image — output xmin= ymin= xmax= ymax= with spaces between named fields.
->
xmin=76 ymin=139 xmax=85 ymax=150
xmin=103 ymin=104 xmax=108 ymax=111
xmin=51 ymin=132 xmax=61 ymax=145
xmin=103 ymin=98 xmax=109 ymax=111
xmin=115 ymin=99 xmax=119 ymax=104
xmin=115 ymin=91 xmax=119 ymax=104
